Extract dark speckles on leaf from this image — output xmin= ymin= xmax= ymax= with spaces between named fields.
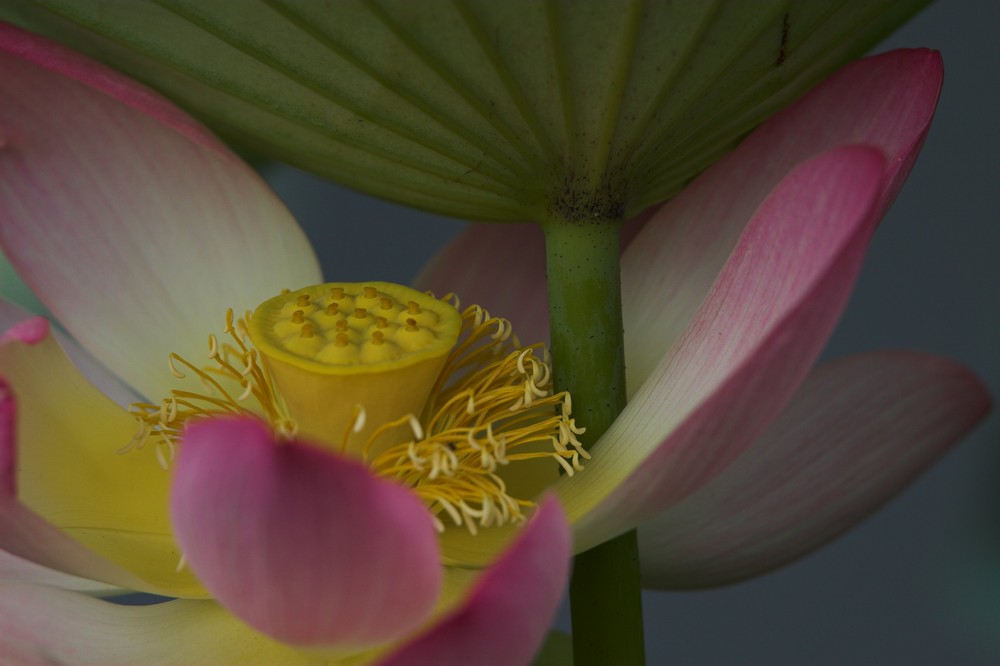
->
xmin=457 ymin=160 xmax=483 ymax=182
xmin=777 ymin=13 xmax=790 ymax=67
xmin=29 ymin=1 xmax=927 ymax=221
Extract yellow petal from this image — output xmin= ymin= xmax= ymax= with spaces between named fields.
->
xmin=0 ymin=319 xmax=205 ymax=596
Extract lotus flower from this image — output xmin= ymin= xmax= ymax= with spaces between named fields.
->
xmin=0 ymin=23 xmax=989 ymax=666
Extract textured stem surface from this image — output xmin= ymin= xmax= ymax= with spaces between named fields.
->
xmin=542 ymin=217 xmax=645 ymax=666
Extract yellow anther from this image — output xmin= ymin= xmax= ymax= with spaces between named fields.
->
xmin=168 ymin=355 xmax=186 ymax=379
xmin=352 ymin=406 xmax=366 ymax=433
xmin=237 ymin=381 xmax=254 ymax=402
xmin=296 ymin=295 xmax=311 ymax=307
xmin=142 ymin=282 xmax=585 ymax=536
xmin=407 ymin=414 xmax=424 ymax=441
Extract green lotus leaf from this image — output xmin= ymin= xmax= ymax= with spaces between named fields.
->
xmin=2 ymin=0 xmax=928 ymax=221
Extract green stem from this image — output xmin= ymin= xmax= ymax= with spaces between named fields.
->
xmin=542 ymin=217 xmax=645 ymax=666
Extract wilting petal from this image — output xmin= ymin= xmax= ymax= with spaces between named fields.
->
xmin=561 ymin=146 xmax=885 ymax=551
xmin=0 ymin=316 xmax=203 ymax=596
xmin=171 ymin=416 xmax=441 ymax=648
xmin=622 ymin=49 xmax=942 ymax=391
xmin=639 ymin=352 xmax=990 ymax=588
xmin=0 ymin=548 xmax=120 ymax=595
xmin=0 ymin=24 xmax=321 ymax=402
xmin=379 ymin=496 xmax=570 ymax=666
xmin=0 ymin=584 xmax=323 ymax=665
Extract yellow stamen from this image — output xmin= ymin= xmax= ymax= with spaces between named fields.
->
xmin=129 ymin=282 xmax=586 ymax=534
xmin=128 ymin=309 xmax=292 ymax=462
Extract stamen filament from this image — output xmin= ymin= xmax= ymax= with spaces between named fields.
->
xmin=128 ymin=294 xmax=584 ymax=534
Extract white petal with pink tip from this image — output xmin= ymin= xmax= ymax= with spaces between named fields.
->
xmin=415 ymin=50 xmax=943 ymax=398
xmin=638 ymin=352 xmax=990 ymax=588
xmin=0 ymin=26 xmax=321 ymax=403
xmin=562 ymin=146 xmax=885 ymax=550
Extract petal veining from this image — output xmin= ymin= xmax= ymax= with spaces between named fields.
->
xmin=0 ymin=584 xmax=323 ymax=665
xmin=639 ymin=352 xmax=990 ymax=588
xmin=0 ymin=547 xmax=120 ymax=595
xmin=379 ymin=496 xmax=571 ymax=666
xmin=416 ymin=50 xmax=943 ymax=400
xmin=561 ymin=146 xmax=886 ymax=550
xmin=0 ymin=27 xmax=321 ymax=402
xmin=170 ymin=416 xmax=442 ymax=648
xmin=621 ymin=49 xmax=942 ymax=390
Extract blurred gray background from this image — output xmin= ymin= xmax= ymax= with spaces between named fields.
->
xmin=264 ymin=1 xmax=999 ymax=664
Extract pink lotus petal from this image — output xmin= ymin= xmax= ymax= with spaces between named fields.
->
xmin=562 ymin=146 xmax=885 ymax=550
xmin=622 ymin=48 xmax=942 ymax=391
xmin=0 ymin=29 xmax=321 ymax=403
xmin=416 ymin=50 xmax=942 ymax=386
xmin=378 ymin=496 xmax=570 ymax=666
xmin=639 ymin=352 xmax=990 ymax=588
xmin=0 ymin=23 xmax=230 ymax=158
xmin=171 ymin=416 xmax=442 ymax=648
xmin=0 ymin=583 xmax=322 ymax=665
xmin=415 ymin=222 xmax=550 ymax=346
xmin=412 ymin=204 xmax=660 ymax=350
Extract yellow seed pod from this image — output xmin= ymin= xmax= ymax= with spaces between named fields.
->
xmin=248 ymin=282 xmax=461 ymax=456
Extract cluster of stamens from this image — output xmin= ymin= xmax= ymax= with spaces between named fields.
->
xmin=125 ymin=285 xmax=587 ymax=533
xmin=123 ymin=309 xmax=291 ymax=469
xmin=369 ymin=304 xmax=588 ymax=533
